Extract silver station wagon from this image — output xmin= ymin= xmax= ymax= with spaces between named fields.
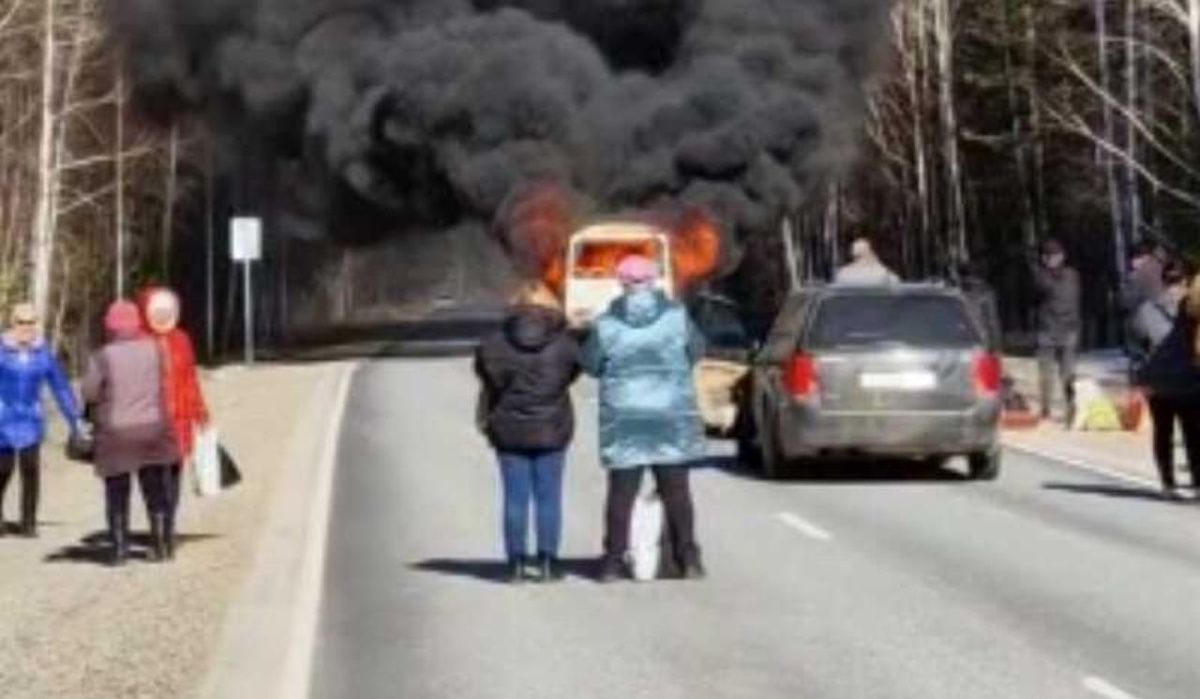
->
xmin=737 ymin=284 xmax=1003 ymax=480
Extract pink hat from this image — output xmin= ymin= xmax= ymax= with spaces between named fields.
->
xmin=616 ymin=255 xmax=659 ymax=286
xmin=104 ymin=300 xmax=143 ymax=338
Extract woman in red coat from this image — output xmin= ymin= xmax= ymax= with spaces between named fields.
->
xmin=137 ymin=287 xmax=209 ymax=559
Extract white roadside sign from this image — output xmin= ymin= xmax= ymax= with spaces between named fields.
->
xmin=231 ymin=217 xmax=263 ymax=262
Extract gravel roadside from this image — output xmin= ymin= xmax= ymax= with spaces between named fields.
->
xmin=0 ymin=362 xmax=342 ymax=699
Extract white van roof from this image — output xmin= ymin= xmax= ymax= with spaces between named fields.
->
xmin=570 ymin=222 xmax=670 ymax=242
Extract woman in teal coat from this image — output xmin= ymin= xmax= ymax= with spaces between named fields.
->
xmin=583 ymin=255 xmax=706 ymax=582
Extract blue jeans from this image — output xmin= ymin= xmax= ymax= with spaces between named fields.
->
xmin=497 ymin=450 xmax=565 ymax=560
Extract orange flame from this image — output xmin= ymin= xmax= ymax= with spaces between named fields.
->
xmin=669 ymin=208 xmax=721 ymax=293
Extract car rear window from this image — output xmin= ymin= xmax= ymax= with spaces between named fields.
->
xmin=806 ymin=294 xmax=981 ymax=350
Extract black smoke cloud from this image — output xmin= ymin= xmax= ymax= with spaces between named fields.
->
xmin=108 ymin=0 xmax=892 ymax=271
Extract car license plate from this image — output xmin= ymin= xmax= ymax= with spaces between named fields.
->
xmin=859 ymin=371 xmax=937 ymax=392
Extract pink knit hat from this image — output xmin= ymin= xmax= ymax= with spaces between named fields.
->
xmin=616 ymin=255 xmax=659 ymax=286
xmin=104 ymin=300 xmax=143 ymax=338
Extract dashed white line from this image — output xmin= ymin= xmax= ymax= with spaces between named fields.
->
xmin=1082 ymin=675 xmax=1141 ymax=699
xmin=777 ymin=512 xmax=834 ymax=542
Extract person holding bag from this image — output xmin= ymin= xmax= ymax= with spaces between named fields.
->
xmin=475 ymin=281 xmax=581 ymax=583
xmin=137 ymin=287 xmax=211 ymax=550
xmin=0 ymin=302 xmax=83 ymax=538
xmin=82 ymin=301 xmax=180 ymax=565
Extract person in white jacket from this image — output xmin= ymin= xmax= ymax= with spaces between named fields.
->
xmin=834 ymin=238 xmax=900 ymax=286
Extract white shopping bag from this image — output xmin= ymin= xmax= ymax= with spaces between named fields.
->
xmin=629 ymin=492 xmax=665 ymax=582
xmin=191 ymin=425 xmax=222 ymax=497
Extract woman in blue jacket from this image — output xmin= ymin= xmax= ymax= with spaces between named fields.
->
xmin=0 ymin=303 xmax=82 ymax=537
xmin=582 ymin=256 xmax=707 ymax=582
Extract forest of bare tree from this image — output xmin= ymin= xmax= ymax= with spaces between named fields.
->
xmin=783 ymin=0 xmax=1200 ymax=348
xmin=2 ymin=0 xmax=1199 ymax=361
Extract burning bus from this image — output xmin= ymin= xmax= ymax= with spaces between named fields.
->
xmin=563 ymin=222 xmax=675 ymax=328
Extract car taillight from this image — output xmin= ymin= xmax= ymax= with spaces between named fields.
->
xmin=973 ymin=352 xmax=1002 ymax=396
xmin=787 ymin=353 xmax=817 ymax=398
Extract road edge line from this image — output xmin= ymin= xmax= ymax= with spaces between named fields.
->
xmin=196 ymin=362 xmax=356 ymax=699
xmin=279 ymin=363 xmax=356 ymax=699
xmin=1003 ymin=442 xmax=1160 ymax=490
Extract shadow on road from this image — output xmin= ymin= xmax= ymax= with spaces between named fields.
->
xmin=412 ymin=557 xmax=602 ymax=583
xmin=44 ymin=531 xmax=221 ymax=566
xmin=1043 ymin=482 xmax=1186 ymax=504
xmin=709 ymin=455 xmax=969 ymax=484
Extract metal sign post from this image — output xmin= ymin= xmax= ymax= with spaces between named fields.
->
xmin=231 ymin=217 xmax=263 ymax=365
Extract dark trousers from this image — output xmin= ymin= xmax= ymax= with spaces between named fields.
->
xmin=604 ymin=465 xmax=695 ymax=559
xmin=0 ymin=448 xmax=41 ymax=527
xmin=105 ymin=464 xmax=178 ymax=526
xmin=497 ymin=450 xmax=565 ymax=560
xmin=1038 ymin=338 xmax=1078 ymax=417
xmin=1147 ymin=396 xmax=1200 ymax=489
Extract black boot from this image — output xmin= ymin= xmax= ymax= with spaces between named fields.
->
xmin=109 ymin=514 xmax=129 ymax=567
xmin=506 ymin=556 xmax=527 ymax=584
xmin=682 ymin=546 xmax=707 ymax=580
xmin=18 ymin=473 xmax=38 ymax=538
xmin=598 ymin=555 xmax=626 ymax=583
xmin=163 ymin=513 xmax=176 ymax=561
xmin=537 ymin=554 xmax=564 ymax=583
xmin=149 ymin=514 xmax=169 ymax=563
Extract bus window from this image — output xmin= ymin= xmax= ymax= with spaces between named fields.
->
xmin=571 ymin=240 xmax=665 ymax=279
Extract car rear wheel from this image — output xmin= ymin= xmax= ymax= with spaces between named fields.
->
xmin=735 ymin=429 xmax=762 ymax=471
xmin=968 ymin=450 xmax=1002 ymax=481
xmin=757 ymin=421 xmax=787 ymax=480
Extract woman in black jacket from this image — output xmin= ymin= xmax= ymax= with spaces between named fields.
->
xmin=1137 ymin=272 xmax=1200 ymax=499
xmin=475 ymin=282 xmax=581 ymax=582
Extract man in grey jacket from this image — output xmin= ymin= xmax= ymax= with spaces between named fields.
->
xmin=1032 ymin=239 xmax=1082 ymax=424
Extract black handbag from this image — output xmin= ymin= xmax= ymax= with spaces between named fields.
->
xmin=65 ymin=430 xmax=94 ymax=464
xmin=219 ymin=445 xmax=242 ymax=489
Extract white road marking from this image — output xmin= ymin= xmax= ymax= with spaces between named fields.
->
xmin=1082 ymin=675 xmax=1141 ymax=699
xmin=280 ymin=365 xmax=356 ymax=699
xmin=1006 ymin=443 xmax=1161 ymax=490
xmin=777 ymin=512 xmax=834 ymax=542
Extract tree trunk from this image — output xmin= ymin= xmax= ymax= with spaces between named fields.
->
xmin=1189 ymin=0 xmax=1200 ymax=123
xmin=30 ymin=0 xmax=58 ymax=320
xmin=161 ymin=121 xmax=180 ymax=281
xmin=1024 ymin=1 xmax=1048 ymax=241
xmin=1124 ymin=0 xmax=1142 ymax=243
xmin=934 ymin=0 xmax=968 ymax=262
xmin=1094 ymin=0 xmax=1126 ymax=276
xmin=907 ymin=0 xmax=932 ymax=274
xmin=780 ymin=217 xmax=801 ymax=292
xmin=823 ymin=182 xmax=842 ymax=275
xmin=114 ymin=64 xmax=126 ymax=298
xmin=1002 ymin=0 xmax=1037 ymax=249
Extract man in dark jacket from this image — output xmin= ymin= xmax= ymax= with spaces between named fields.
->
xmin=475 ymin=283 xmax=581 ymax=583
xmin=1032 ymin=239 xmax=1082 ymax=424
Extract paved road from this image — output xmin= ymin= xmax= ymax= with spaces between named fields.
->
xmin=311 ymin=360 xmax=1200 ymax=699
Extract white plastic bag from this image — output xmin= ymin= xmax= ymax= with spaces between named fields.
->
xmin=629 ymin=492 xmax=665 ymax=582
xmin=191 ymin=425 xmax=221 ymax=497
